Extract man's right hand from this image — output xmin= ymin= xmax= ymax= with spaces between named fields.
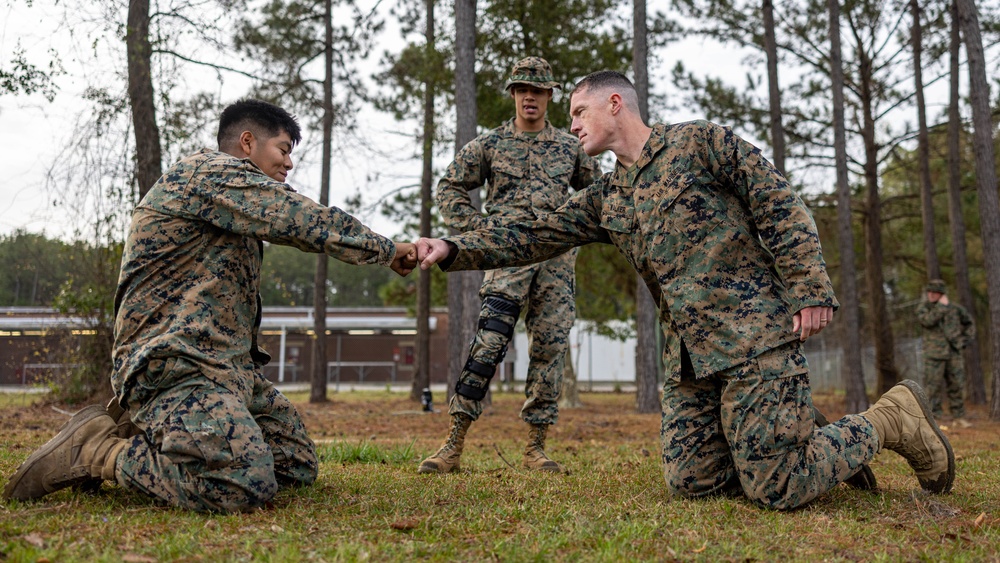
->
xmin=390 ymin=242 xmax=417 ymax=276
xmin=939 ymin=294 xmax=949 ymax=305
xmin=415 ymin=238 xmax=451 ymax=270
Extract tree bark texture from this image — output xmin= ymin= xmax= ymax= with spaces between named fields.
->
xmin=762 ymin=0 xmax=786 ymax=176
xmin=955 ymin=0 xmax=1000 ymax=419
xmin=947 ymin=0 xmax=985 ymax=404
xmin=126 ymin=0 xmax=163 ymax=199
xmin=411 ymin=0 xmax=435 ymax=402
xmin=633 ymin=0 xmax=659 ymax=414
xmin=450 ymin=0 xmax=485 ymax=403
xmin=827 ymin=0 xmax=869 ymax=412
xmin=911 ymin=0 xmax=941 ymax=280
xmin=310 ymin=0 xmax=335 ymax=404
xmin=859 ymin=46 xmax=899 ymax=396
xmin=558 ymin=348 xmax=582 ymax=408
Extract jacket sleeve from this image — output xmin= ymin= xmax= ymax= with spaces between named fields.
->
xmin=444 ymin=182 xmax=611 ymax=271
xmin=916 ymin=300 xmax=946 ymax=328
xmin=961 ymin=306 xmax=976 ymax=338
xmin=435 ymin=137 xmax=491 ymax=232
xmin=173 ymin=157 xmax=397 ymax=267
xmin=948 ymin=305 xmax=975 ymax=349
xmin=704 ymin=122 xmax=837 ymax=312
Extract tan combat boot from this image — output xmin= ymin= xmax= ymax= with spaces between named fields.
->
xmin=74 ymin=397 xmax=142 ymax=494
xmin=3 ymin=405 xmax=127 ymax=501
xmin=861 ymin=380 xmax=955 ymax=494
xmin=106 ymin=396 xmax=143 ymax=439
xmin=523 ymin=423 xmax=562 ymax=472
xmin=418 ymin=414 xmax=472 ymax=474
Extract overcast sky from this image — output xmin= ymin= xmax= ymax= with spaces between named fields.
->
xmin=1 ymin=1 xmax=753 ymax=243
xmin=4 ymin=1 xmax=964 ymax=244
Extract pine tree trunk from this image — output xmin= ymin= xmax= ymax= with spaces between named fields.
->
xmin=559 ymin=348 xmax=582 ymax=408
xmin=411 ymin=0 xmax=435 ymax=403
xmin=947 ymin=0 xmax=985 ymax=404
xmin=955 ymin=0 xmax=1000 ymax=420
xmin=859 ymin=47 xmax=899 ymax=395
xmin=450 ymin=0 xmax=486 ymax=404
xmin=126 ymin=0 xmax=162 ymax=199
xmin=632 ymin=0 xmax=659 ymax=414
xmin=311 ymin=256 xmax=328 ymax=403
xmin=911 ymin=0 xmax=941 ymax=280
xmin=827 ymin=0 xmax=868 ymax=412
xmin=762 ymin=0 xmax=785 ymax=176
xmin=310 ymin=0 xmax=335 ymax=404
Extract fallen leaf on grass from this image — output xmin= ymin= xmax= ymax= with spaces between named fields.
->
xmin=21 ymin=533 xmax=44 ymax=548
xmin=390 ymin=518 xmax=421 ymax=531
xmin=692 ymin=542 xmax=708 ymax=553
xmin=974 ymin=512 xmax=986 ymax=528
xmin=121 ymin=553 xmax=157 ymax=563
xmin=271 ymin=524 xmax=284 ymax=533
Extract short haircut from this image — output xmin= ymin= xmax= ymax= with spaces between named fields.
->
xmin=217 ymin=99 xmax=302 ymax=149
xmin=571 ymin=70 xmax=641 ymax=114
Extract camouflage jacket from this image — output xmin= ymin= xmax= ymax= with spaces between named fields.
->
xmin=441 ymin=121 xmax=838 ymax=378
xmin=113 ymin=149 xmax=395 ymax=402
xmin=916 ymin=300 xmax=975 ymax=359
xmin=436 ymin=118 xmax=600 ymax=231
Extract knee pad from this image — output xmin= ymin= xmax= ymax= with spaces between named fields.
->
xmin=455 ymin=295 xmax=520 ymax=401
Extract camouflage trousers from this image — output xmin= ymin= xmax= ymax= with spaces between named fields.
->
xmin=116 ymin=356 xmax=318 ymax=512
xmin=660 ymin=341 xmax=879 ymax=510
xmin=923 ymin=353 xmax=966 ymax=418
xmin=449 ymin=249 xmax=577 ymax=425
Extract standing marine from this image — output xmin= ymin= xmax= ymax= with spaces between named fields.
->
xmin=916 ymin=279 xmax=974 ymax=421
xmin=418 ymin=57 xmax=601 ymax=474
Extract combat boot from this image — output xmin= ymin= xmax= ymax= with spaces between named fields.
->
xmin=523 ymin=423 xmax=562 ymax=472
xmin=74 ymin=396 xmax=142 ymax=494
xmin=105 ymin=396 xmax=142 ymax=439
xmin=418 ymin=414 xmax=472 ymax=474
xmin=3 ymin=405 xmax=126 ymax=501
xmin=861 ymin=380 xmax=955 ymax=494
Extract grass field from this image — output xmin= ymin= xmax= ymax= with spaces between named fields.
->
xmin=1 ymin=389 xmax=997 ymax=562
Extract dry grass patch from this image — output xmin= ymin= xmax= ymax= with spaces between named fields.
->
xmin=1 ymin=389 xmax=997 ymax=561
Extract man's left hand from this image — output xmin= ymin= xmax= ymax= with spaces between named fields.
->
xmin=793 ymin=306 xmax=834 ymax=341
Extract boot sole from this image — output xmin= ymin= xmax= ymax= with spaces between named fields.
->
xmin=899 ymin=380 xmax=956 ymax=494
xmin=2 ymin=405 xmax=108 ymax=501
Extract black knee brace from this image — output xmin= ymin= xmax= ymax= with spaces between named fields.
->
xmin=455 ymin=295 xmax=520 ymax=401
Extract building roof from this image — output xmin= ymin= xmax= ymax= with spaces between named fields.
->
xmin=0 ymin=307 xmax=437 ymax=332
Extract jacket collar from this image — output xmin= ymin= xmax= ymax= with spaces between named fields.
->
xmin=610 ymin=123 xmax=668 ymax=188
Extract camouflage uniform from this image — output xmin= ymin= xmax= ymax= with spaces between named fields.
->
xmin=112 ymin=148 xmax=397 ymax=512
xmin=439 ymin=121 xmax=880 ymax=509
xmin=436 ymin=118 xmax=600 ymax=423
xmin=916 ymin=281 xmax=974 ymax=418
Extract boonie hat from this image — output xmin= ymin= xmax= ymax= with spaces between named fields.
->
xmin=926 ymin=279 xmax=947 ymax=293
xmin=505 ymin=57 xmax=560 ymax=91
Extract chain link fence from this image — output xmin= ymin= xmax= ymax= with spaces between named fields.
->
xmin=802 ymin=336 xmax=925 ymax=393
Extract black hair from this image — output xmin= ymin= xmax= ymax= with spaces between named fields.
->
xmin=217 ymin=99 xmax=302 ymax=149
